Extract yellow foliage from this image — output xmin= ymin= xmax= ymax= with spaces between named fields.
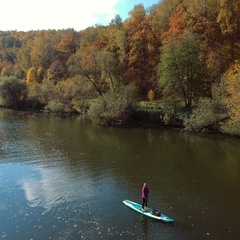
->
xmin=26 ymin=67 xmax=38 ymax=85
xmin=147 ymin=89 xmax=155 ymax=102
xmin=223 ymin=61 xmax=240 ymax=122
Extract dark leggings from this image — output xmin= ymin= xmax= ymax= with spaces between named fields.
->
xmin=142 ymin=198 xmax=148 ymax=208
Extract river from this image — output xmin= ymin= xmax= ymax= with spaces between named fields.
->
xmin=0 ymin=109 xmax=240 ymax=239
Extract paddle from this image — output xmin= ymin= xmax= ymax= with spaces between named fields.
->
xmin=140 ymin=210 xmax=144 ymax=221
xmin=140 ymin=206 xmax=146 ymax=221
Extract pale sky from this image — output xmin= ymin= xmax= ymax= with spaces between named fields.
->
xmin=0 ymin=0 xmax=160 ymax=32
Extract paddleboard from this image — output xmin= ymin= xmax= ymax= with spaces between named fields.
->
xmin=123 ymin=199 xmax=174 ymax=223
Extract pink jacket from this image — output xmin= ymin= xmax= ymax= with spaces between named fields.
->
xmin=142 ymin=185 xmax=149 ymax=199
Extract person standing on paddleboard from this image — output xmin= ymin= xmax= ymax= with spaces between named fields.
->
xmin=142 ymin=183 xmax=149 ymax=211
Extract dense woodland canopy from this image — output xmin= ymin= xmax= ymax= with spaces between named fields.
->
xmin=0 ymin=0 xmax=240 ymax=135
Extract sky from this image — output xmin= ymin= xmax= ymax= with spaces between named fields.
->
xmin=0 ymin=0 xmax=160 ymax=32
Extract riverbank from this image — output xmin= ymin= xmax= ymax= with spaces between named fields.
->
xmin=2 ymin=104 xmax=236 ymax=140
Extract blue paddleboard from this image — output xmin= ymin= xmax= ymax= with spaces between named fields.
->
xmin=123 ymin=199 xmax=174 ymax=223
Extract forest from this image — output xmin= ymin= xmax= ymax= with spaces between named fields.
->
xmin=0 ymin=0 xmax=240 ymax=136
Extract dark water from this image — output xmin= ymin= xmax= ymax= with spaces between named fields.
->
xmin=0 ymin=109 xmax=240 ymax=239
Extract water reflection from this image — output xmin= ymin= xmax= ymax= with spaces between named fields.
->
xmin=20 ymin=167 xmax=69 ymax=210
xmin=18 ymin=159 xmax=114 ymax=212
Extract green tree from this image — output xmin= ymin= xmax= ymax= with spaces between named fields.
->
xmin=67 ymin=47 xmax=106 ymax=96
xmin=96 ymin=50 xmax=121 ymax=92
xmin=29 ymin=79 xmax=55 ymax=106
xmin=16 ymin=44 xmax=32 ymax=73
xmin=0 ymin=76 xmax=28 ymax=108
xmin=159 ymin=31 xmax=206 ymax=108
xmin=0 ymin=35 xmax=21 ymax=62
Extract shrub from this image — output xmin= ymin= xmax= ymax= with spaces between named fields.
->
xmin=27 ymin=77 xmax=93 ymax=114
xmin=184 ymin=98 xmax=228 ymax=132
xmin=0 ymin=76 xmax=28 ymax=108
xmin=221 ymin=121 xmax=240 ymax=136
xmin=44 ymin=100 xmax=73 ymax=114
xmin=88 ymin=85 xmax=137 ymax=125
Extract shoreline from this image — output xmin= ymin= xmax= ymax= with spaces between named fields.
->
xmin=1 ymin=106 xmax=238 ymax=140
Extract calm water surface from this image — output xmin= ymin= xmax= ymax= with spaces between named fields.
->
xmin=0 ymin=109 xmax=240 ymax=239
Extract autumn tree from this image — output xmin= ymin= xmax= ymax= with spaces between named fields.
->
xmin=220 ymin=61 xmax=240 ymax=135
xmin=162 ymin=4 xmax=188 ymax=39
xmin=106 ymin=15 xmax=128 ymax=85
xmin=183 ymin=0 xmax=220 ymax=18
xmin=79 ymin=26 xmax=105 ymax=50
xmin=124 ymin=4 xmax=160 ymax=98
xmin=55 ymin=29 xmax=78 ymax=61
xmin=183 ymin=0 xmax=224 ymax=82
xmin=26 ymin=66 xmax=44 ymax=85
xmin=217 ymin=0 xmax=240 ymax=62
xmin=147 ymin=89 xmax=155 ymax=102
xmin=30 ymin=31 xmax=59 ymax=69
xmin=47 ymin=59 xmax=67 ymax=81
xmin=155 ymin=0 xmax=182 ymax=34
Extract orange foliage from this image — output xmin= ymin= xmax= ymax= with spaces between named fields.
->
xmin=162 ymin=5 xmax=187 ymax=42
